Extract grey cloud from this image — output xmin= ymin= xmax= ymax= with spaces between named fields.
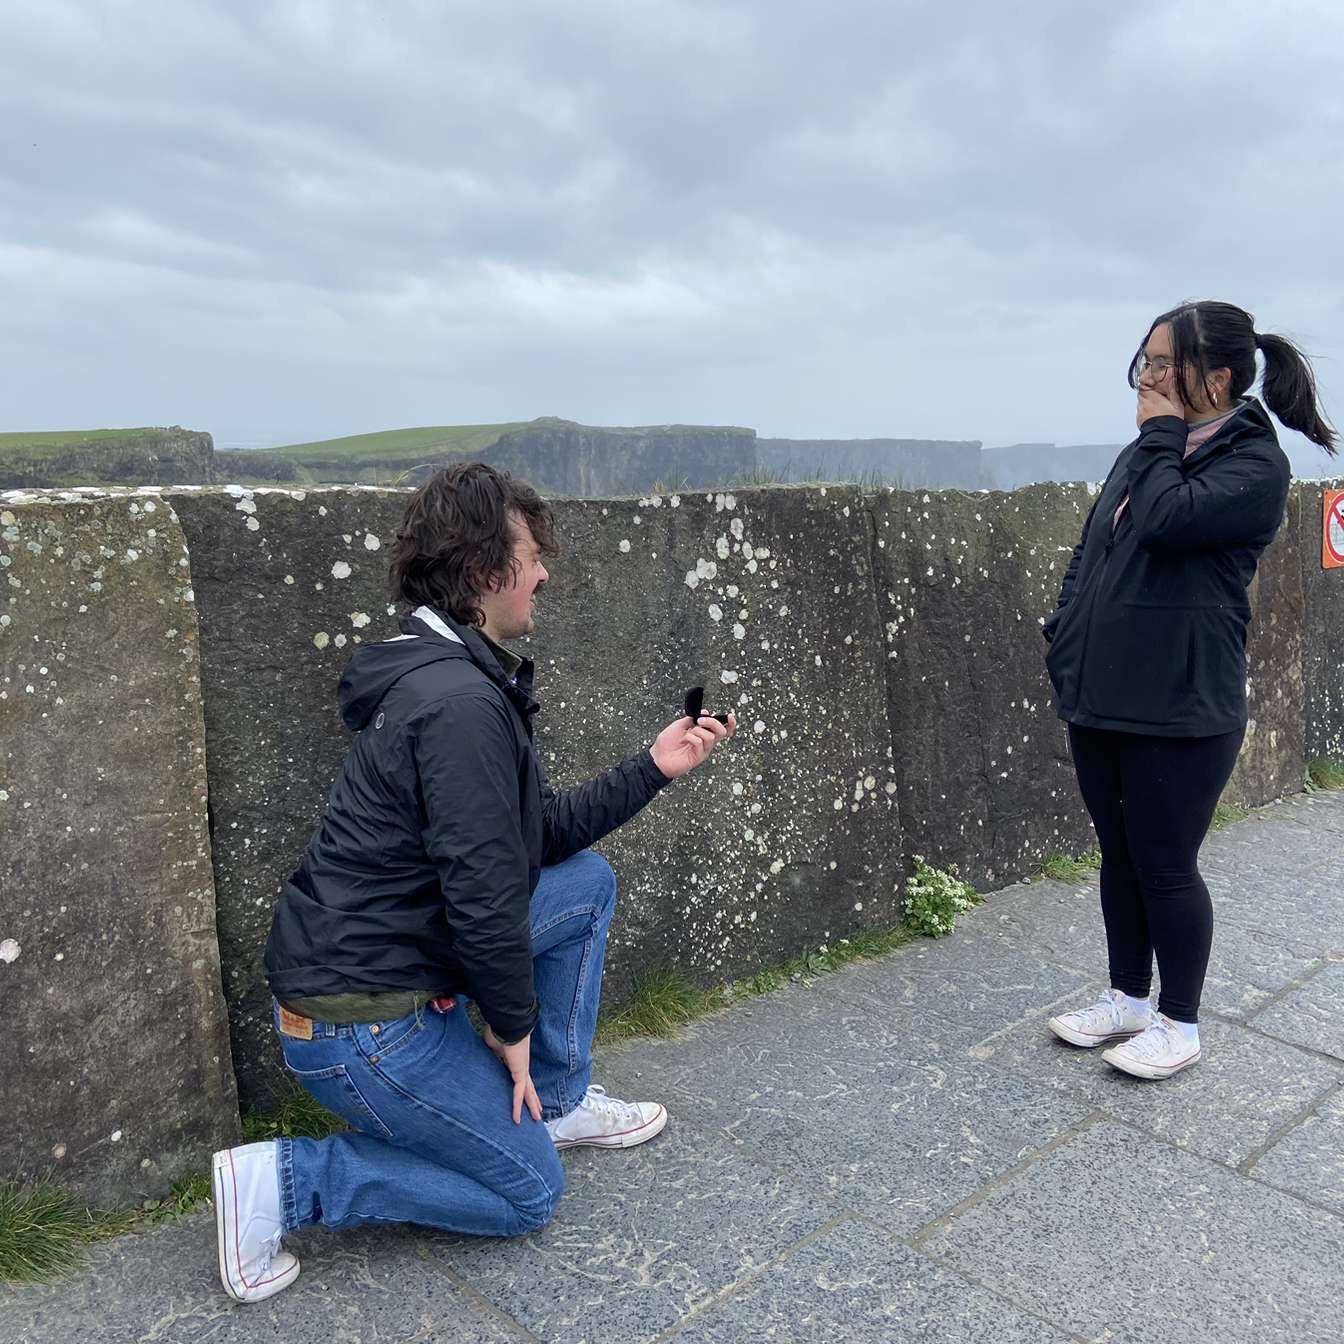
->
xmin=0 ymin=0 xmax=1341 ymax=460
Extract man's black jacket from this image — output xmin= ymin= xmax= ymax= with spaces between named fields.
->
xmin=1044 ymin=398 xmax=1290 ymax=736
xmin=264 ymin=607 xmax=671 ymax=1043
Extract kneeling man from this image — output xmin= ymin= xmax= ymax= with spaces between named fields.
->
xmin=211 ymin=463 xmax=735 ymax=1302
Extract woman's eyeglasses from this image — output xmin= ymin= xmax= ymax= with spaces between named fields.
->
xmin=1135 ymin=354 xmax=1176 ymax=380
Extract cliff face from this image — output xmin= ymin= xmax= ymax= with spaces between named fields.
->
xmin=757 ymin=438 xmax=987 ymax=489
xmin=0 ymin=428 xmax=215 ymax=488
xmin=983 ymin=442 xmax=1124 ymax=490
xmin=480 ymin=418 xmax=758 ymax=495
xmin=211 ymin=450 xmax=301 ymax=482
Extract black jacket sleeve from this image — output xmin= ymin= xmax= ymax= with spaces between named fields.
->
xmin=1043 ymin=493 xmax=1099 ymax=643
xmin=1125 ymin=415 xmax=1290 ymax=552
xmin=538 ymin=748 xmax=671 ymax=866
xmin=413 ymin=692 xmax=538 ymax=1045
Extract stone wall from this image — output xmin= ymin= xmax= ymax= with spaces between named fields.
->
xmin=3 ymin=476 xmax=1336 ymax=1188
xmin=869 ymin=484 xmax=1097 ymax=887
xmin=0 ymin=490 xmax=239 ymax=1205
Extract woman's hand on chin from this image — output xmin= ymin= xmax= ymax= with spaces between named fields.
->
xmin=1137 ymin=384 xmax=1184 ymax=427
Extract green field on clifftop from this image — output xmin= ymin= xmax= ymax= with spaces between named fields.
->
xmin=269 ymin=423 xmax=524 ymax=463
xmin=0 ymin=427 xmax=169 ymax=451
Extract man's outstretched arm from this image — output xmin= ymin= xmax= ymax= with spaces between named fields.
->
xmin=539 ymin=712 xmax=736 ymax=864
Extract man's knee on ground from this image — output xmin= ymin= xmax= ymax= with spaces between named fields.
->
xmin=504 ymin=1166 xmax=565 ymax=1237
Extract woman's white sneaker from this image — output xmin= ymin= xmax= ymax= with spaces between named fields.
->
xmin=212 ymin=1141 xmax=300 ymax=1303
xmin=1102 ymin=1014 xmax=1201 ymax=1080
xmin=1048 ymin=988 xmax=1152 ymax=1048
xmin=545 ymin=1085 xmax=668 ymax=1149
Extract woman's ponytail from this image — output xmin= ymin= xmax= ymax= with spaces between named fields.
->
xmin=1256 ymin=331 xmax=1338 ymax=455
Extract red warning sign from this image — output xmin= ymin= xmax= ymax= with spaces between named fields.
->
xmin=1326 ymin=489 xmax=1344 ymax=570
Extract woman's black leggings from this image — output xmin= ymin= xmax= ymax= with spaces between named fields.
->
xmin=1066 ymin=722 xmax=1244 ymax=1023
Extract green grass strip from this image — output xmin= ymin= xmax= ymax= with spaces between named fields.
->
xmin=1307 ymin=757 xmax=1344 ymax=791
xmin=595 ymin=923 xmax=918 ymax=1048
xmin=241 ymin=1085 xmax=348 ymax=1144
xmin=1210 ymin=801 xmax=1250 ymax=832
xmin=1036 ymin=850 xmax=1102 ymax=883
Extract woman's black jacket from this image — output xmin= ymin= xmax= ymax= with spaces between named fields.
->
xmin=1044 ymin=398 xmax=1290 ymax=737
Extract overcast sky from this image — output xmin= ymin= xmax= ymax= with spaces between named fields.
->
xmin=2 ymin=1 xmax=1341 ymax=470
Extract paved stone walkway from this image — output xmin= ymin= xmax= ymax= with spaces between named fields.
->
xmin=5 ymin=791 xmax=1342 ymax=1343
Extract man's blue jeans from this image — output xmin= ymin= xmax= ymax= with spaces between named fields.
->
xmin=273 ymin=849 xmax=617 ymax=1236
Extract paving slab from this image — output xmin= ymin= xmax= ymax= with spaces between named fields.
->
xmin=1281 ymin=790 xmax=1344 ymax=831
xmin=662 ymin=1216 xmax=1079 ymax=1344
xmin=420 ymin=1119 xmax=837 ymax=1344
xmin=968 ymin=1007 xmax=1341 ymax=1167
xmin=1207 ymin=864 xmax=1344 ymax=962
xmin=806 ymin=912 xmax=1095 ymax=1046
xmin=1248 ymin=1085 xmax=1344 ymax=1215
xmin=599 ymin=980 xmax=1093 ymax=1235
xmin=1248 ymin=960 xmax=1344 ymax=1060
xmin=0 ymin=1219 xmax=517 ymax=1344
xmin=921 ymin=1118 xmax=1344 ymax=1344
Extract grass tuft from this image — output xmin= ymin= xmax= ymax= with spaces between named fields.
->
xmin=0 ymin=1179 xmax=121 ymax=1285
xmin=1 ymin=1084 xmax=350 ymax=1286
xmin=132 ymin=1172 xmax=215 ymax=1232
xmin=595 ymin=969 xmax=729 ymax=1047
xmin=241 ymin=1084 xmax=348 ymax=1144
xmin=1037 ymin=850 xmax=1102 ymax=883
xmin=1210 ymin=801 xmax=1249 ymax=832
xmin=1307 ymin=757 xmax=1344 ymax=792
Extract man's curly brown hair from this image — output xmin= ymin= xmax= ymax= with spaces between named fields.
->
xmin=388 ymin=463 xmax=559 ymax=628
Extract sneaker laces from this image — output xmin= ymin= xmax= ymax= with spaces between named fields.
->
xmin=1126 ymin=1017 xmax=1179 ymax=1061
xmin=576 ymin=1084 xmax=642 ymax=1123
xmin=1069 ymin=988 xmax=1128 ymax=1032
xmin=253 ymin=1229 xmax=283 ymax=1276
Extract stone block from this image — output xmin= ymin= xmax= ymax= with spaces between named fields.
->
xmin=869 ymin=483 xmax=1099 ymax=887
xmin=0 ymin=489 xmax=238 ymax=1204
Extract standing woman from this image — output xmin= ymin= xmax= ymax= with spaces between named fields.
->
xmin=1042 ymin=301 xmax=1336 ymax=1079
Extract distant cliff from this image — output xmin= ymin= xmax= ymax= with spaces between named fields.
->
xmin=757 ymin=437 xmax=987 ymax=489
xmin=242 ymin=418 xmax=757 ymax=494
xmin=481 ymin=418 xmax=757 ymax=494
xmin=1 ymin=420 xmax=1143 ymax=496
xmin=983 ymin=442 xmax=1123 ymax=490
xmin=0 ymin=428 xmax=215 ymax=489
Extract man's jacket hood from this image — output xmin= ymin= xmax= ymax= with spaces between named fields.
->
xmin=336 ymin=620 xmax=469 ymax=731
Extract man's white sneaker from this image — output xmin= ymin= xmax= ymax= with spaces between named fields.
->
xmin=545 ymin=1085 xmax=668 ymax=1150
xmin=1048 ymin=988 xmax=1152 ymax=1048
xmin=212 ymin=1141 xmax=300 ymax=1304
xmin=1102 ymin=1015 xmax=1201 ymax=1080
